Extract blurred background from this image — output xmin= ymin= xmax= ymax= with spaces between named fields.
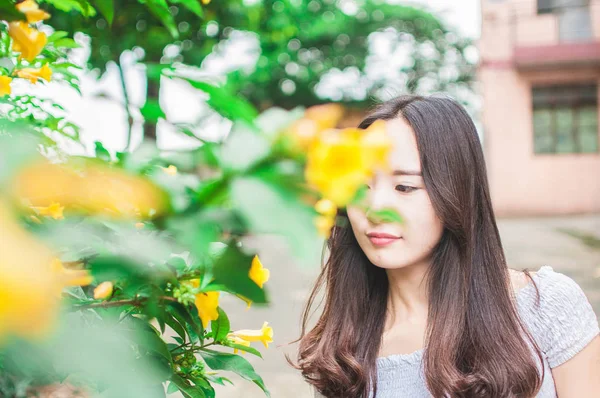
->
xmin=4 ymin=0 xmax=599 ymax=397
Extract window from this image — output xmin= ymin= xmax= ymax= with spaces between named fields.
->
xmin=537 ymin=0 xmax=589 ymax=14
xmin=532 ymin=84 xmax=598 ymax=154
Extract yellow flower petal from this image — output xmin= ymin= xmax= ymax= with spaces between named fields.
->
xmin=315 ymin=198 xmax=337 ymax=217
xmin=248 ymin=255 xmax=269 ymax=288
xmin=93 ymin=281 xmax=113 ymax=300
xmin=228 ymin=335 xmax=250 ymax=355
xmin=304 ymin=120 xmax=392 ymax=207
xmin=0 ymin=76 xmax=12 ymax=96
xmin=202 ymin=0 xmax=211 ymax=4
xmin=16 ymin=0 xmax=51 ymax=23
xmin=236 ymin=294 xmax=253 ymax=310
xmin=8 ymin=21 xmax=47 ymax=62
xmin=286 ymin=103 xmax=345 ymax=152
xmin=32 ymin=201 xmax=64 ymax=220
xmin=11 ymin=158 xmax=170 ymax=219
xmin=0 ymin=198 xmax=63 ymax=341
xmin=51 ymin=258 xmax=93 ymax=287
xmin=194 ymin=290 xmax=220 ymax=329
xmin=15 ymin=64 xmax=52 ymax=84
xmin=162 ymin=165 xmax=177 ymax=175
xmin=315 ymin=214 xmax=335 ymax=238
xmin=229 ymin=321 xmax=273 ymax=349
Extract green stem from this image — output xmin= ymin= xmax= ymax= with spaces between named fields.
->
xmin=74 ymin=295 xmax=178 ymax=310
xmin=117 ymin=60 xmax=134 ymax=152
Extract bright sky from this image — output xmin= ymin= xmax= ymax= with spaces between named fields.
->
xmin=12 ymin=0 xmax=481 ymax=155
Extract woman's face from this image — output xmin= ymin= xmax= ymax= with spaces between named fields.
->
xmin=347 ymin=117 xmax=444 ymax=270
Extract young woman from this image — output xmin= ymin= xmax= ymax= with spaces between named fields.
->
xmin=291 ymin=95 xmax=600 ymax=397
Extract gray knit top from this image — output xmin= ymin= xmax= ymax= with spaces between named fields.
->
xmin=314 ymin=266 xmax=600 ymax=398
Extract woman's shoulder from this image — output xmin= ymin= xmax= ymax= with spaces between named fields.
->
xmin=515 ymin=265 xmax=599 ymax=368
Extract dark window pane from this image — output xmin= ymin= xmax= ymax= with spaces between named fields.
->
xmin=531 ymin=84 xmax=598 ymax=154
xmin=556 ymin=107 xmax=575 ymax=153
xmin=579 ymin=107 xmax=598 ymax=153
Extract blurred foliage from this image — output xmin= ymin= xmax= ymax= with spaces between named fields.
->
xmin=41 ymin=0 xmax=475 ymax=144
xmin=0 ymin=1 xmax=428 ymax=397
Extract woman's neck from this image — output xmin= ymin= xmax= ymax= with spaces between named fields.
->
xmin=385 ymin=261 xmax=430 ymax=327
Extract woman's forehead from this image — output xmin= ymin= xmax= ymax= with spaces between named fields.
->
xmin=384 ymin=118 xmax=421 ymax=173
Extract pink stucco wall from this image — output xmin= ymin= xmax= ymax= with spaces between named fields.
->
xmin=479 ymin=0 xmax=600 ymax=216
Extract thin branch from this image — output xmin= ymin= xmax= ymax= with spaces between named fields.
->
xmin=74 ymin=295 xmax=178 ymax=310
xmin=117 ymin=60 xmax=134 ymax=152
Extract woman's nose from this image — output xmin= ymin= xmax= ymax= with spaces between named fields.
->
xmin=364 ymin=184 xmax=396 ymax=223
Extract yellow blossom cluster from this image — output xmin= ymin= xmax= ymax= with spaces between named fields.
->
xmin=189 ymin=254 xmax=272 ymax=355
xmin=0 ymin=1 xmax=53 ymax=96
xmin=285 ymin=104 xmax=392 ymax=238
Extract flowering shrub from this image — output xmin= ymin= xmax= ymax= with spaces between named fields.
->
xmin=0 ymin=1 xmax=397 ymax=397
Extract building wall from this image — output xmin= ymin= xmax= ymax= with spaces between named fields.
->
xmin=479 ymin=0 xmax=600 ymax=216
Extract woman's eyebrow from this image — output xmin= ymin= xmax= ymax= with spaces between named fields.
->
xmin=392 ymin=169 xmax=422 ymax=176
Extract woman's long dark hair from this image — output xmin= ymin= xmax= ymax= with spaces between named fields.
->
xmin=288 ymin=95 xmax=545 ymax=397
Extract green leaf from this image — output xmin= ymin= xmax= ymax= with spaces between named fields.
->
xmin=125 ymin=317 xmax=172 ymax=364
xmin=210 ymin=307 xmax=230 ymax=343
xmin=53 ymin=38 xmax=81 ymax=49
xmin=229 ymin=176 xmax=322 ymax=268
xmin=170 ymin=374 xmax=206 ymax=398
xmin=219 ymin=124 xmax=270 ymax=172
xmin=366 ymin=208 xmax=403 ymax=224
xmin=94 ymin=140 xmax=111 ymax=161
xmin=93 ymin=0 xmax=114 ymax=25
xmin=170 ymin=0 xmax=203 ymax=17
xmin=221 ymin=341 xmax=262 ymax=358
xmin=138 ymin=0 xmax=179 ymax=38
xmin=140 ymin=99 xmax=166 ymax=123
xmin=166 ymin=302 xmax=203 ymax=343
xmin=40 ymin=0 xmax=96 ymax=16
xmin=146 ymin=63 xmax=175 ymax=80
xmin=211 ymin=245 xmax=267 ymax=304
xmin=205 ymin=374 xmax=234 ymax=386
xmin=46 ymin=31 xmax=69 ymax=43
xmin=166 ymin=382 xmax=179 ymax=394
xmin=88 ymin=255 xmax=146 ymax=282
xmin=163 ymin=312 xmax=187 ymax=339
xmin=179 ymin=77 xmax=258 ymax=127
xmin=200 ymin=349 xmax=270 ymax=397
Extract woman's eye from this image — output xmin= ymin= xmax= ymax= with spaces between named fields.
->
xmin=395 ymin=185 xmax=417 ymax=193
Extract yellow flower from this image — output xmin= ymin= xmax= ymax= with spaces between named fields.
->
xmin=249 ymin=255 xmax=269 ymax=288
xmin=162 ymin=165 xmax=177 ymax=175
xmin=93 ymin=281 xmax=113 ymax=300
xmin=286 ymin=103 xmax=345 ymax=151
xmin=194 ymin=290 xmax=220 ymax=329
xmin=16 ymin=0 xmax=51 ymax=23
xmin=315 ymin=214 xmax=336 ymax=238
xmin=315 ymin=198 xmax=337 ymax=217
xmin=51 ymin=258 xmax=93 ymax=287
xmin=32 ymin=201 xmax=64 ymax=220
xmin=228 ymin=335 xmax=251 ymax=355
xmin=0 ymin=198 xmax=63 ymax=342
xmin=202 ymin=0 xmax=211 ymax=4
xmin=236 ymin=294 xmax=253 ymax=310
xmin=16 ymin=64 xmax=52 ymax=84
xmin=0 ymin=76 xmax=12 ymax=96
xmin=228 ymin=321 xmax=273 ymax=349
xmin=10 ymin=158 xmax=170 ymax=219
xmin=305 ymin=120 xmax=391 ymax=207
xmin=8 ymin=21 xmax=47 ymax=62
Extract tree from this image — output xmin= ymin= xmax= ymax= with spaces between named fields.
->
xmin=45 ymin=0 xmax=475 ymax=146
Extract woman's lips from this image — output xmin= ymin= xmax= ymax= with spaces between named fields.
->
xmin=368 ymin=236 xmax=401 ymax=247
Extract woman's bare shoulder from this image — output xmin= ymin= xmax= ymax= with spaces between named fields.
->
xmin=508 ymin=267 xmax=537 ymax=294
